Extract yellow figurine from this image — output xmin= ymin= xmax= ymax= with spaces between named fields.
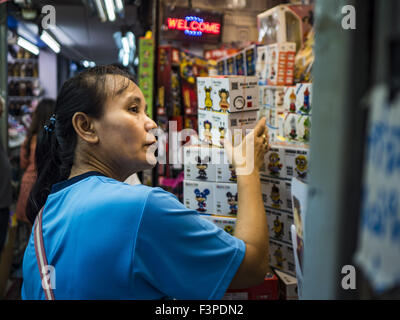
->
xmin=295 ymin=155 xmax=308 ymax=179
xmin=204 ymin=87 xmax=213 ymax=111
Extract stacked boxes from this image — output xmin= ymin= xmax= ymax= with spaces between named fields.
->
xmin=197 ymin=76 xmax=259 ymax=147
xmin=259 ymin=144 xmax=309 ymax=276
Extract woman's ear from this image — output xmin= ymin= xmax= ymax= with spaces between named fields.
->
xmin=72 ymin=112 xmax=99 ymax=144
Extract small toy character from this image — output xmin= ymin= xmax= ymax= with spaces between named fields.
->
xmin=289 ymin=116 xmax=297 ymax=140
xmin=194 ymin=188 xmax=210 ymax=212
xmin=224 ymin=225 xmax=234 ymax=235
xmin=295 ymin=155 xmax=308 ymax=179
xmin=203 ymin=120 xmax=212 ymax=145
xmin=300 ymin=87 xmax=311 ymax=113
xmin=218 ymin=127 xmax=225 ymax=145
xmin=303 ymin=117 xmax=311 ymax=142
xmin=229 ymin=164 xmax=237 ymax=182
xmin=289 ymin=90 xmax=297 ymax=113
xmin=273 ymin=247 xmax=286 ymax=269
xmin=226 ymin=192 xmax=238 ymax=215
xmin=273 ymin=216 xmax=284 ymax=239
xmin=270 ymin=184 xmax=283 ymax=209
xmin=204 ymin=87 xmax=213 ymax=111
xmin=196 ymin=156 xmax=211 ymax=180
xmin=218 ymin=89 xmax=230 ymax=113
xmin=268 ymin=152 xmax=283 ymax=176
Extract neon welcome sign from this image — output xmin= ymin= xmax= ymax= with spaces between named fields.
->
xmin=167 ymin=15 xmax=221 ymax=37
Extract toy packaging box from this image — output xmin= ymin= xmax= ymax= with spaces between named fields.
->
xmin=183 ymin=180 xmax=215 ymax=214
xmin=259 ymin=85 xmax=285 ymax=110
xmin=183 ymin=145 xmax=217 ymax=182
xmin=283 ymin=83 xmax=312 ymax=114
xmin=266 ymin=208 xmax=293 ymax=244
xmin=274 ymin=269 xmax=298 ymax=300
xmin=284 ymin=147 xmax=309 ymax=182
xmin=256 ymin=46 xmax=268 ymax=84
xmin=200 ymin=214 xmax=237 ymax=236
xmin=197 ymin=76 xmax=259 ymax=113
xmin=265 ymin=43 xmax=296 ymax=86
xmin=224 ymin=273 xmax=279 ymax=300
xmin=282 ymin=112 xmax=311 ymax=143
xmin=261 ymin=177 xmax=292 ymax=212
xmin=198 ymin=109 xmax=258 ymax=147
xmin=245 ymin=45 xmax=257 ymax=76
xmin=214 ymin=182 xmax=238 ymax=217
xmin=234 ymin=50 xmax=246 ymax=76
xmin=226 ymin=56 xmax=236 ymax=75
xmin=269 ymin=239 xmax=296 ymax=276
xmin=217 ymin=59 xmax=226 ymax=75
xmin=214 ymin=148 xmax=237 ymax=183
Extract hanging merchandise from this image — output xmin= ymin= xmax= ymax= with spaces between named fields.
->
xmin=138 ymin=37 xmax=155 ymax=119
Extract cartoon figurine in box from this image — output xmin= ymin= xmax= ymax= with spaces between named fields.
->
xmin=219 ymin=127 xmax=226 ymax=146
xmin=289 ymin=116 xmax=297 ymax=140
xmin=270 ymin=185 xmax=283 ymax=209
xmin=268 ymin=152 xmax=283 ymax=176
xmin=224 ymin=225 xmax=234 ymax=235
xmin=218 ymin=89 xmax=230 ymax=113
xmin=299 ymin=87 xmax=311 ymax=114
xmin=226 ymin=192 xmax=238 ymax=215
xmin=289 ymin=90 xmax=297 ymax=113
xmin=273 ymin=216 xmax=284 ymax=240
xmin=229 ymin=164 xmax=237 ymax=182
xmin=196 ymin=156 xmax=211 ymax=180
xmin=203 ymin=120 xmax=212 ymax=145
xmin=295 ymin=155 xmax=308 ymax=179
xmin=303 ymin=117 xmax=311 ymax=142
xmin=273 ymin=247 xmax=286 ymax=269
xmin=194 ymin=188 xmax=210 ymax=212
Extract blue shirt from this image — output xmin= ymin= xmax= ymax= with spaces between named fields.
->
xmin=22 ymin=172 xmax=245 ymax=300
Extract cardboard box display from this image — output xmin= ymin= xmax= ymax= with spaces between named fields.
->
xmin=224 ymin=273 xmax=279 ymax=300
xmin=226 ymin=56 xmax=236 ymax=75
xmin=183 ymin=180 xmax=215 ymax=214
xmin=283 ymin=147 xmax=309 ymax=182
xmin=269 ymin=239 xmax=296 ymax=276
xmin=214 ymin=183 xmax=238 ymax=217
xmin=261 ymin=177 xmax=292 ymax=212
xmin=198 ymin=109 xmax=258 ymax=147
xmin=296 ymin=83 xmax=312 ymax=115
xmin=183 ymin=145 xmax=217 ymax=182
xmin=217 ymin=59 xmax=227 ymax=75
xmin=267 ymin=208 xmax=293 ymax=244
xmin=256 ymin=46 xmax=268 ymax=83
xmin=197 ymin=77 xmax=214 ymax=111
xmin=274 ymin=269 xmax=298 ymax=300
xmin=283 ymin=85 xmax=298 ymax=113
xmin=282 ymin=112 xmax=311 ymax=143
xmin=244 ymin=45 xmax=257 ymax=76
xmin=200 ymin=214 xmax=237 ymax=236
xmin=215 ymin=148 xmax=237 ymax=183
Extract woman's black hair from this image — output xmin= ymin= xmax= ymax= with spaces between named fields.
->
xmin=24 ymin=99 xmax=55 ymax=158
xmin=26 ymin=65 xmax=135 ymax=224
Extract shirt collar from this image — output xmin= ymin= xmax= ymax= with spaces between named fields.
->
xmin=50 ymin=171 xmax=106 ymax=194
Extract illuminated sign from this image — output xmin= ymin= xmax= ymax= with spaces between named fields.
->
xmin=167 ymin=16 xmax=221 ymax=37
xmin=162 ymin=6 xmax=223 ymax=43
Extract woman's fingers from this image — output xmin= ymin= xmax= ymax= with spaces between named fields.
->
xmin=254 ymin=117 xmax=267 ymax=137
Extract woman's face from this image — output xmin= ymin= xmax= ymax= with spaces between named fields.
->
xmin=93 ymin=75 xmax=157 ymax=178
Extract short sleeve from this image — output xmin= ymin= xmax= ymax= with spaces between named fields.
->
xmin=133 ymin=187 xmax=246 ymax=300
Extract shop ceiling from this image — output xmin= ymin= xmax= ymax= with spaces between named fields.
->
xmin=24 ymin=0 xmax=151 ymax=64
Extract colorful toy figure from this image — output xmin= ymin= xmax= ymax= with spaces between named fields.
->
xmin=270 ymin=185 xmax=283 ymax=209
xmin=196 ymin=156 xmax=211 ymax=180
xmin=229 ymin=164 xmax=237 ymax=182
xmin=295 ymin=155 xmax=308 ymax=179
xmin=218 ymin=127 xmax=225 ymax=146
xmin=268 ymin=152 xmax=283 ymax=176
xmin=289 ymin=90 xmax=297 ymax=113
xmin=289 ymin=116 xmax=297 ymax=140
xmin=226 ymin=192 xmax=238 ymax=215
xmin=224 ymin=225 xmax=234 ymax=235
xmin=204 ymin=87 xmax=213 ymax=111
xmin=273 ymin=247 xmax=286 ymax=269
xmin=203 ymin=120 xmax=212 ymax=145
xmin=303 ymin=117 xmax=311 ymax=142
xmin=218 ymin=89 xmax=230 ymax=113
xmin=194 ymin=188 xmax=210 ymax=212
xmin=300 ymin=87 xmax=311 ymax=113
xmin=273 ymin=216 xmax=284 ymax=240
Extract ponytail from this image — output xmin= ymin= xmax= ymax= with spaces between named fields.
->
xmin=26 ymin=65 xmax=135 ymax=224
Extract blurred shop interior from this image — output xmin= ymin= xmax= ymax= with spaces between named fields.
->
xmin=1 ymin=0 xmax=400 ymax=300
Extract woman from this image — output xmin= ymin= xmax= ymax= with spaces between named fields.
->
xmin=22 ymin=65 xmax=270 ymax=300
xmin=15 ymin=99 xmax=55 ymax=224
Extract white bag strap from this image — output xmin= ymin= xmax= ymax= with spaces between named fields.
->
xmin=34 ymin=207 xmax=55 ymax=300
